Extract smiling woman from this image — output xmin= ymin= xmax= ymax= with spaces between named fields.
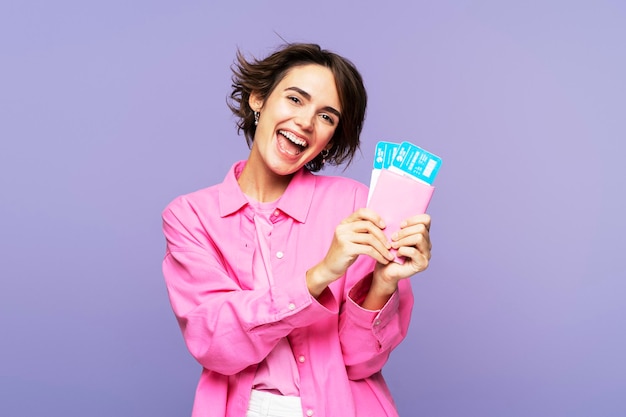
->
xmin=229 ymin=43 xmax=367 ymax=174
xmin=161 ymin=43 xmax=433 ymax=417
xmin=240 ymin=64 xmax=342 ymax=199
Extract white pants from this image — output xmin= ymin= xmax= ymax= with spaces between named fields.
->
xmin=246 ymin=389 xmax=303 ymax=417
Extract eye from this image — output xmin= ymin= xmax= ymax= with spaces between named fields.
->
xmin=320 ymin=113 xmax=335 ymax=126
xmin=287 ymin=95 xmax=301 ymax=104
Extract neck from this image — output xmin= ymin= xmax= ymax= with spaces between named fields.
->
xmin=237 ymin=158 xmax=294 ymax=203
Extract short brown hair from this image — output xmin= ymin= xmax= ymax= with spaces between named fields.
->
xmin=228 ymin=43 xmax=367 ymax=172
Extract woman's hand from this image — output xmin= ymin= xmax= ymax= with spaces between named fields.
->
xmin=307 ymin=208 xmax=394 ymax=297
xmin=362 ymin=214 xmax=432 ymax=309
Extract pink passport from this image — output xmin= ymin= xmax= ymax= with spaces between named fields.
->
xmin=367 ymin=169 xmax=435 ymax=263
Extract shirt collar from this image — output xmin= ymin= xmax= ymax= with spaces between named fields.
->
xmin=218 ymin=160 xmax=316 ymax=223
xmin=276 ymin=167 xmax=315 ymax=223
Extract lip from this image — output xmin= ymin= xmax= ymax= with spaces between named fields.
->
xmin=275 ymin=129 xmax=309 ymax=160
xmin=278 ymin=129 xmax=309 ymax=148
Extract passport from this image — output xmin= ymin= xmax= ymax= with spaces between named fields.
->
xmin=366 ymin=141 xmax=441 ymax=264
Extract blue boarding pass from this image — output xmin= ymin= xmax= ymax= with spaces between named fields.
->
xmin=367 ymin=140 xmax=441 ymax=204
xmin=368 ymin=141 xmax=399 ymax=203
xmin=373 ymin=141 xmax=400 ymax=169
xmin=389 ymin=141 xmax=442 ymax=185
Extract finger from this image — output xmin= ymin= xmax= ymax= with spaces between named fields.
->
xmin=347 ymin=230 xmax=394 ymax=261
xmin=392 ymin=222 xmax=429 ymax=242
xmin=332 ymin=237 xmax=391 ymax=265
xmin=399 ymin=214 xmax=431 ymax=231
xmin=394 ymin=232 xmax=431 ymax=253
xmin=394 ymin=240 xmax=431 ymax=263
xmin=396 ymin=245 xmax=430 ymax=271
xmin=360 ymin=244 xmax=393 ymax=265
xmin=338 ymin=219 xmax=392 ymax=250
xmin=391 ymin=224 xmax=431 ymax=262
xmin=342 ymin=208 xmax=386 ymax=229
xmin=333 ymin=224 xmax=393 ymax=263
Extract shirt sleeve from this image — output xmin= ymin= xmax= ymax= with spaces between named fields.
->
xmin=162 ymin=203 xmax=338 ymax=376
xmin=337 ymin=258 xmax=414 ymax=380
xmin=336 ymin=184 xmax=415 ymax=380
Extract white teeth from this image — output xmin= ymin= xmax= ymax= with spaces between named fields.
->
xmin=279 ymin=130 xmax=307 ymax=147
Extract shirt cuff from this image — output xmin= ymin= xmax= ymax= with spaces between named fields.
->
xmin=346 ymin=274 xmax=400 ymax=329
xmin=272 ymin=273 xmax=338 ymax=329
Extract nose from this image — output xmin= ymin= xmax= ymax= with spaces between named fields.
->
xmin=295 ymin=108 xmax=315 ymax=132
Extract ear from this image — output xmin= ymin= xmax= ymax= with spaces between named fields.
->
xmin=323 ymin=142 xmax=333 ymax=151
xmin=248 ymin=92 xmax=264 ymax=112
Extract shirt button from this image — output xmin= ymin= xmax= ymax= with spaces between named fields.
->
xmin=306 ymin=409 xmax=314 ymax=416
xmin=288 ymin=303 xmax=296 ymax=311
xmin=276 ymin=251 xmax=284 ymax=259
xmin=374 ymin=320 xmax=381 ymax=326
xmin=273 ymin=210 xmax=280 ymax=216
xmin=298 ymin=355 xmax=306 ymax=363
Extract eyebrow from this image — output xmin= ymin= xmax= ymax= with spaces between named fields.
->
xmin=285 ymin=86 xmax=342 ymax=119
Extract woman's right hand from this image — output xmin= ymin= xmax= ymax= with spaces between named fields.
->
xmin=306 ymin=208 xmax=394 ymax=297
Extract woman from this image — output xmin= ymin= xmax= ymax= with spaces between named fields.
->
xmin=162 ymin=43 xmax=432 ymax=417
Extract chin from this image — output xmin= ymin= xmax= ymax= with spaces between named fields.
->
xmin=269 ymin=155 xmax=309 ymax=174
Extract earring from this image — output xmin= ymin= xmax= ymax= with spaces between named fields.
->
xmin=254 ymin=111 xmax=260 ymax=126
xmin=321 ymin=149 xmax=329 ymax=164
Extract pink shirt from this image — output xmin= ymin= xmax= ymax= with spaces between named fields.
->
xmin=162 ymin=161 xmax=414 ymax=417
xmin=247 ymin=197 xmax=300 ymax=395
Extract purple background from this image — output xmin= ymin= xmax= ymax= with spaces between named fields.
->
xmin=2 ymin=1 xmax=625 ymax=416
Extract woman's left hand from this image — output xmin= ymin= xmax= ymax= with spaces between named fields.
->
xmin=374 ymin=214 xmax=432 ymax=288
xmin=358 ymin=213 xmax=432 ymax=310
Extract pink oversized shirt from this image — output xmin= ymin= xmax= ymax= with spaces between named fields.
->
xmin=162 ymin=161 xmax=414 ymax=417
xmin=247 ymin=198 xmax=301 ymax=395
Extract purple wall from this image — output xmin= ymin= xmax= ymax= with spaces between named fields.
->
xmin=2 ymin=1 xmax=624 ymax=416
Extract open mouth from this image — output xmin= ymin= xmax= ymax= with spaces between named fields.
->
xmin=278 ymin=130 xmax=308 ymax=155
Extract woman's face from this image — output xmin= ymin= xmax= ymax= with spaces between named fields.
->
xmin=249 ymin=64 xmax=341 ymax=177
